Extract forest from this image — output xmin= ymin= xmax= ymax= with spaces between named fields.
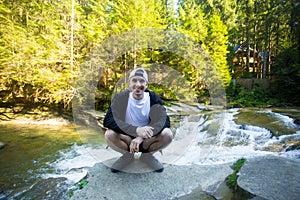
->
xmin=0 ymin=0 xmax=299 ymax=111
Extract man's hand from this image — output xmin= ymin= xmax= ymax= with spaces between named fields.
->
xmin=130 ymin=137 xmax=144 ymax=153
xmin=136 ymin=126 xmax=154 ymax=139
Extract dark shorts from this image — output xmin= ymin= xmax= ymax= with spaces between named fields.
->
xmin=138 ymin=143 xmax=149 ymax=153
xmin=127 ymin=134 xmax=161 ymax=153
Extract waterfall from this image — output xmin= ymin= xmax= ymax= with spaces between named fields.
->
xmin=160 ymin=108 xmax=300 ymax=165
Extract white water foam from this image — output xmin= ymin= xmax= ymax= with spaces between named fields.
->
xmin=268 ymin=130 xmax=300 ymax=159
xmin=43 ymin=144 xmax=97 ymax=184
xmin=280 ymin=149 xmax=300 ymax=160
xmin=43 ymin=138 xmax=130 ymax=183
xmin=258 ymin=109 xmax=298 ymax=128
xmin=173 ymin=109 xmax=298 ymax=165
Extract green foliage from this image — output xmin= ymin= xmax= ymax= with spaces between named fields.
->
xmin=148 ymin=83 xmax=178 ymax=101
xmin=107 ymin=0 xmax=167 ymax=34
xmin=227 ymin=158 xmax=246 ymax=191
xmin=271 ymin=46 xmax=300 ymax=106
xmin=176 ymin=1 xmax=207 ymax=44
xmin=0 ymin=0 xmax=299 ymax=109
xmin=227 ymin=83 xmax=272 ymax=107
xmin=197 ymin=89 xmax=210 ymax=104
xmin=232 ymin=158 xmax=246 ymax=172
xmin=205 ymin=13 xmax=231 ymax=87
xmin=76 ymin=179 xmax=88 ymax=189
xmin=68 ymin=179 xmax=88 ymax=197
xmin=227 ymin=173 xmax=238 ymax=189
xmin=0 ymin=0 xmax=84 ymax=108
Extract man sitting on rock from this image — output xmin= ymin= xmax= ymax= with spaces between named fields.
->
xmin=103 ymin=67 xmax=173 ymax=173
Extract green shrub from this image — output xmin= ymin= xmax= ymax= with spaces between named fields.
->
xmin=227 ymin=83 xmax=271 ymax=107
xmin=232 ymin=157 xmax=246 ymax=172
xmin=226 ymin=158 xmax=246 ymax=191
xmin=69 ymin=179 xmax=88 ymax=197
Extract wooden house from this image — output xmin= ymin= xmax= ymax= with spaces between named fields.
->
xmin=232 ymin=41 xmax=274 ymax=79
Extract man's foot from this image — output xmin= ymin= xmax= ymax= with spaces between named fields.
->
xmin=111 ymin=152 xmax=134 ymax=173
xmin=140 ymin=153 xmax=164 ymax=172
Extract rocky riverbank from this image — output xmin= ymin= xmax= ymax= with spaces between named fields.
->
xmin=0 ymin=104 xmax=73 ymax=124
xmin=238 ymin=156 xmax=300 ymax=200
xmin=69 ymin=155 xmax=300 ymax=200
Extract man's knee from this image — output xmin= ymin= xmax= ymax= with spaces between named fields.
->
xmin=105 ymin=129 xmax=118 ymax=141
xmin=161 ymin=128 xmax=173 ymax=144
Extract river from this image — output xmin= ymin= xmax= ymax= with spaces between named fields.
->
xmin=0 ymin=105 xmax=299 ymax=199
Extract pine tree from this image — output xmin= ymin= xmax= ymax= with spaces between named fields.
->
xmin=206 ymin=13 xmax=231 ymax=86
xmin=0 ymin=0 xmax=109 ymax=107
xmin=176 ymin=0 xmax=207 ymax=45
xmin=97 ymin=0 xmax=168 ymax=89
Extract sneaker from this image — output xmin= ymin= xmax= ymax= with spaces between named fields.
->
xmin=140 ymin=153 xmax=164 ymax=173
xmin=111 ymin=152 xmax=134 ymax=173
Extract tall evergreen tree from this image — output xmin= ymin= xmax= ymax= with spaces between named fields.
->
xmin=99 ymin=0 xmax=168 ymax=83
xmin=0 ymin=0 xmax=108 ymax=107
xmin=176 ymin=0 xmax=230 ymax=87
xmin=206 ymin=13 xmax=231 ymax=86
xmin=176 ymin=0 xmax=207 ymax=44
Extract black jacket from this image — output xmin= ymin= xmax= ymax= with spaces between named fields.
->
xmin=103 ymin=90 xmax=170 ymax=137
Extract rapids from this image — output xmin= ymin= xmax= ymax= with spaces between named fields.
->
xmin=0 ymin=105 xmax=299 ymax=199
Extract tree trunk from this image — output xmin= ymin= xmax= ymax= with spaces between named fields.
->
xmin=70 ymin=0 xmax=75 ymax=71
xmin=245 ymin=0 xmax=250 ymax=77
xmin=262 ymin=0 xmax=270 ymax=79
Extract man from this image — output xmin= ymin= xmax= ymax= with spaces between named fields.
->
xmin=103 ymin=68 xmax=173 ymax=173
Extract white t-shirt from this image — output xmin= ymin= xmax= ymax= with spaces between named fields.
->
xmin=125 ymin=92 xmax=150 ymax=127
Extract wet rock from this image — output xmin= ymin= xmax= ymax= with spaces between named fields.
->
xmin=238 ymin=156 xmax=300 ymax=200
xmin=233 ymin=103 xmax=243 ymax=108
xmin=14 ymin=178 xmax=69 ymax=200
xmin=0 ymin=141 xmax=5 ymax=149
xmin=285 ymin=141 xmax=300 ymax=151
xmin=293 ymin=118 xmax=300 ymax=125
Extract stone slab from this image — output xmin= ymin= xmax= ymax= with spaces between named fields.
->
xmin=70 ymin=161 xmax=232 ymax=200
xmin=238 ymin=156 xmax=300 ymax=200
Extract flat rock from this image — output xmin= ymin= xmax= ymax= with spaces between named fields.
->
xmin=70 ymin=160 xmax=232 ymax=200
xmin=238 ymin=155 xmax=300 ymax=200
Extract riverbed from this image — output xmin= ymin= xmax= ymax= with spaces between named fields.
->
xmin=0 ymin=105 xmax=299 ymax=199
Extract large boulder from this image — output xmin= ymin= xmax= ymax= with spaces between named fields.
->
xmin=238 ymin=156 xmax=300 ymax=200
xmin=70 ymin=160 xmax=232 ymax=200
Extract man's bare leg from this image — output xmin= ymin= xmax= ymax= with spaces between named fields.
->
xmin=139 ymin=128 xmax=173 ymax=172
xmin=142 ymin=128 xmax=173 ymax=153
xmin=104 ymin=129 xmax=132 ymax=154
xmin=105 ymin=128 xmax=173 ymax=172
xmin=104 ymin=129 xmax=135 ymax=172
